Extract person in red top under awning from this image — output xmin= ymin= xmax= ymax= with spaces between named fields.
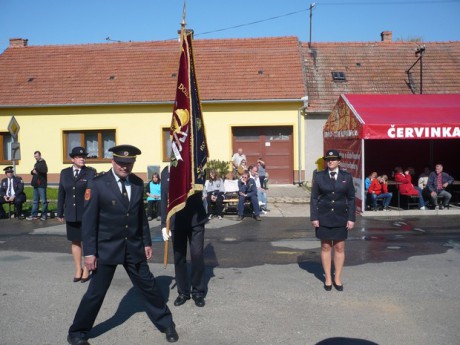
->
xmin=368 ymin=174 xmax=393 ymax=211
xmin=394 ymin=166 xmax=426 ymax=210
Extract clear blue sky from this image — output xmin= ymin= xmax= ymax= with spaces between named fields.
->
xmin=1 ymin=0 xmax=459 ymax=53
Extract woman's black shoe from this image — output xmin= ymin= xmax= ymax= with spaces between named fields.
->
xmin=73 ymin=269 xmax=83 ymax=283
xmin=324 ymin=284 xmax=332 ymax=291
xmin=333 ymin=281 xmax=343 ymax=291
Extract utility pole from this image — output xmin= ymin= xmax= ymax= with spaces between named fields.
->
xmin=309 ymin=3 xmax=316 ymax=48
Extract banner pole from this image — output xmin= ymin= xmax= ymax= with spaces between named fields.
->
xmin=163 ymin=219 xmax=170 ymax=269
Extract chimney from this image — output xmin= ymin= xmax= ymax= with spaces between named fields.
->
xmin=380 ymin=31 xmax=392 ymax=42
xmin=9 ymin=38 xmax=28 ymax=47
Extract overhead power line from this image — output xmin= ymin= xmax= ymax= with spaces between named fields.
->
xmin=193 ymin=0 xmax=459 ymax=38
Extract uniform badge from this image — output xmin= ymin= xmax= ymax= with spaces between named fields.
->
xmin=84 ymin=188 xmax=91 ymax=200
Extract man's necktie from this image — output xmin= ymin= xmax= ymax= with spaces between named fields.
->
xmin=330 ymin=171 xmax=336 ymax=180
xmin=119 ymin=178 xmax=129 ymax=206
xmin=74 ymin=169 xmax=80 ymax=178
xmin=7 ymin=179 xmax=12 ymax=197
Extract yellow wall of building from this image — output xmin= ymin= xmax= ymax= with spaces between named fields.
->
xmin=0 ymin=101 xmax=304 ymax=182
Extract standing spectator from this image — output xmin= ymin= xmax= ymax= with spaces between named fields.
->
xmin=249 ymin=165 xmax=269 ymax=212
xmin=146 ymin=172 xmax=161 ymax=221
xmin=160 ymin=165 xmax=208 ymax=308
xmin=310 ymin=149 xmax=355 ymax=291
xmin=427 ymin=164 xmax=454 ymax=209
xmin=257 ymin=158 xmax=267 ymax=188
xmin=394 ymin=166 xmax=425 ymax=210
xmin=27 ymin=150 xmax=48 ymax=220
xmin=368 ymin=174 xmax=393 ymax=211
xmin=67 ymin=145 xmax=178 ymax=345
xmin=0 ymin=166 xmax=26 ymax=219
xmin=232 ymin=148 xmax=246 ymax=176
xmin=237 ymin=171 xmax=261 ymax=221
xmin=57 ymin=147 xmax=96 ymax=283
xmin=203 ymin=169 xmax=225 ymax=220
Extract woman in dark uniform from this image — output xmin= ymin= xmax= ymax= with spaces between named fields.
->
xmin=57 ymin=147 xmax=96 ymax=283
xmin=310 ymin=149 xmax=355 ymax=291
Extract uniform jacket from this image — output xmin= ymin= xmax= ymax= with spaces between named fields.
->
xmin=394 ymin=173 xmax=418 ymax=196
xmin=31 ymin=159 xmax=48 ymax=187
xmin=368 ymin=179 xmax=388 ymax=195
xmin=82 ymin=170 xmax=151 ymax=265
xmin=426 ymin=171 xmax=454 ymax=193
xmin=57 ymin=166 xmax=96 ymax=222
xmin=310 ymin=169 xmax=356 ymax=227
xmin=238 ymin=177 xmax=258 ymax=197
xmin=0 ymin=176 xmax=26 ymax=201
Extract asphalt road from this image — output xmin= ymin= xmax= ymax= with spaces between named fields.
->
xmin=1 ymin=206 xmax=459 ymax=345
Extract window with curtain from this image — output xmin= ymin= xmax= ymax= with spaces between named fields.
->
xmin=63 ymin=130 xmax=116 ymax=162
xmin=162 ymin=128 xmax=172 ymax=162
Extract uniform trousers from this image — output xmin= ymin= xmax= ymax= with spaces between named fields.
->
xmin=172 ymin=220 xmax=206 ymax=298
xmin=68 ymin=249 xmax=173 ymax=339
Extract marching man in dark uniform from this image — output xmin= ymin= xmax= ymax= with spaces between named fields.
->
xmin=57 ymin=147 xmax=97 ymax=283
xmin=67 ymin=145 xmax=178 ymax=345
xmin=0 ymin=166 xmax=26 ymax=219
xmin=310 ymin=149 xmax=355 ymax=291
xmin=160 ymin=165 xmax=208 ymax=308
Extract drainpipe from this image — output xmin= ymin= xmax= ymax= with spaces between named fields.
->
xmin=296 ymin=96 xmax=309 ymax=186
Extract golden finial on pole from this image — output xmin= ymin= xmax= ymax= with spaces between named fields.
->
xmin=181 ymin=0 xmax=186 ymax=29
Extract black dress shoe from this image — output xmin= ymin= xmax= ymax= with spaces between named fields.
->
xmin=81 ymin=272 xmax=91 ymax=283
xmin=67 ymin=335 xmax=90 ymax=345
xmin=324 ymin=284 xmax=332 ymax=291
xmin=254 ymin=215 xmax=262 ymax=221
xmin=73 ymin=269 xmax=83 ymax=283
xmin=174 ymin=294 xmax=190 ymax=306
xmin=192 ymin=296 xmax=205 ymax=307
xmin=164 ymin=323 xmax=179 ymax=343
xmin=333 ymin=281 xmax=343 ymax=291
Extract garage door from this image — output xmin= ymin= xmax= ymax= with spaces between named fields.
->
xmin=232 ymin=126 xmax=293 ymax=184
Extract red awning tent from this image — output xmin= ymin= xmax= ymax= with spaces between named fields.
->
xmin=323 ymin=94 xmax=460 ymax=212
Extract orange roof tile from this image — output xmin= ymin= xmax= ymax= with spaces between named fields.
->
xmin=301 ymin=41 xmax=460 ymax=113
xmin=0 ymin=36 xmax=306 ymax=106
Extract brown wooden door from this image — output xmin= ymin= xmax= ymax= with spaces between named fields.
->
xmin=232 ymin=126 xmax=293 ymax=184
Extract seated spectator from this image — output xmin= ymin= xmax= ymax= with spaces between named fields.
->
xmin=237 ymin=159 xmax=248 ymax=178
xmin=0 ymin=166 xmax=26 ymax=219
xmin=203 ymin=169 xmax=225 ymax=219
xmin=418 ymin=166 xmax=431 ymax=190
xmin=368 ymin=174 xmax=393 ymax=211
xmin=237 ymin=172 xmax=261 ymax=221
xmin=365 ymin=172 xmax=377 ymax=192
xmin=418 ymin=166 xmax=432 ymax=204
xmin=427 ymin=164 xmax=454 ymax=209
xmin=394 ymin=166 xmax=426 ymax=210
xmin=364 ymin=171 xmax=377 ymax=210
xmin=249 ymin=165 xmax=269 ymax=213
xmin=257 ymin=158 xmax=267 ymax=188
xmin=145 ymin=172 xmax=161 ymax=221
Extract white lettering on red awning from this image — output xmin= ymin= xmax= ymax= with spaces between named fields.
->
xmin=387 ymin=125 xmax=460 ymax=139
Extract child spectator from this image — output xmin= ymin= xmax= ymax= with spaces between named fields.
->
xmin=146 ymin=172 xmax=161 ymax=221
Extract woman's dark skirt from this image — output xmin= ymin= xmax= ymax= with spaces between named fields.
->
xmin=315 ymin=225 xmax=348 ymax=241
xmin=66 ymin=221 xmax=83 ymax=241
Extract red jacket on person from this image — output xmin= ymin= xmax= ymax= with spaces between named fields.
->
xmin=368 ymin=179 xmax=388 ymax=195
xmin=394 ymin=173 xmax=418 ymax=196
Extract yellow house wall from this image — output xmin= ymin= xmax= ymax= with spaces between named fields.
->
xmin=0 ymin=101 xmax=304 ymax=183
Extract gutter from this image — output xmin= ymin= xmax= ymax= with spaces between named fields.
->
xmin=0 ymin=98 xmax=304 ymax=108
